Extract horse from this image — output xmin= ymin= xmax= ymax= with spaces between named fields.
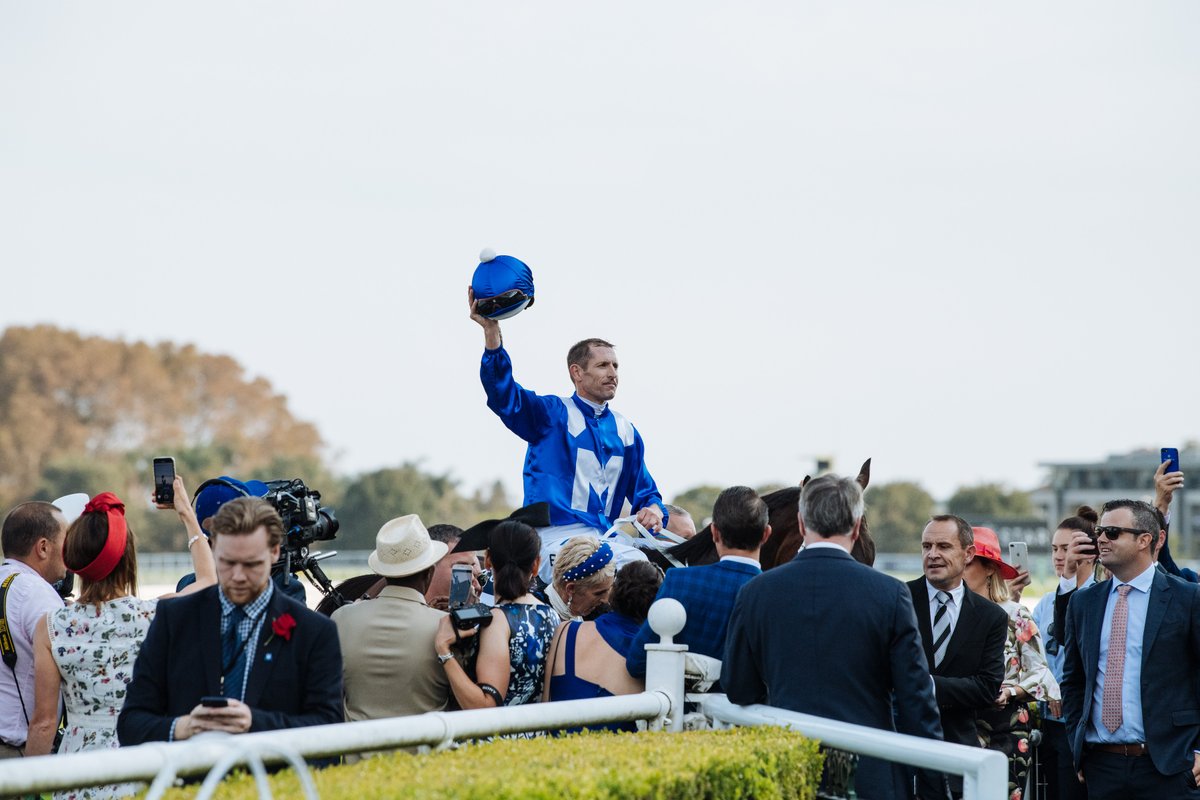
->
xmin=645 ymin=458 xmax=877 ymax=571
xmin=312 ymin=459 xmax=877 ymax=616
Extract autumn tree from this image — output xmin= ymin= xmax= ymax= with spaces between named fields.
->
xmin=0 ymin=326 xmax=326 ymax=550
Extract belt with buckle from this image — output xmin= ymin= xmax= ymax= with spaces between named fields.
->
xmin=1087 ymin=742 xmax=1148 ymax=757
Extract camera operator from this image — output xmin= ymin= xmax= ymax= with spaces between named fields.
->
xmin=331 ymin=515 xmax=452 ymax=723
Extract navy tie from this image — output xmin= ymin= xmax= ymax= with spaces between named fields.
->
xmin=221 ymin=606 xmax=248 ymax=700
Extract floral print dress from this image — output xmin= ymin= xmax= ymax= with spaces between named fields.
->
xmin=46 ymin=596 xmax=157 ymax=800
xmin=498 ymin=602 xmax=558 ymax=706
xmin=976 ymin=599 xmax=1061 ymax=800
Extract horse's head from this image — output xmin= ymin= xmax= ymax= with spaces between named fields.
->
xmin=763 ymin=458 xmax=876 ymax=569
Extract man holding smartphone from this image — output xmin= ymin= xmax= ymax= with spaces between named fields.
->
xmin=331 ymin=515 xmax=453 ymax=722
xmin=118 ymin=498 xmax=342 ymax=744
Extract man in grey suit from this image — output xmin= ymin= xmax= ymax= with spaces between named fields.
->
xmin=332 ymin=515 xmax=451 ymax=722
xmin=723 ymin=474 xmax=945 ymax=799
xmin=1061 ymin=499 xmax=1200 ymax=799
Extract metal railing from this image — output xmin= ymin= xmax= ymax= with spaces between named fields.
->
xmin=0 ymin=597 xmax=1008 ymax=800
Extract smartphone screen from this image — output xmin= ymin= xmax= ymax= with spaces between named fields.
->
xmin=153 ymin=457 xmax=175 ymax=504
xmin=449 ymin=564 xmax=473 ymax=609
xmin=1008 ymin=541 xmax=1028 ymax=574
xmin=1162 ymin=447 xmax=1180 ymax=473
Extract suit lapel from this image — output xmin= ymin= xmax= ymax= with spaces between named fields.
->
xmin=909 ymin=580 xmax=936 ymax=667
xmin=201 ymin=588 xmax=223 ymax=694
xmin=1142 ymin=570 xmax=1172 ymax=664
xmin=242 ymin=592 xmax=287 ymax=707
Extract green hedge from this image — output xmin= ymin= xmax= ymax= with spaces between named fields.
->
xmin=146 ymin=727 xmax=823 ymax=800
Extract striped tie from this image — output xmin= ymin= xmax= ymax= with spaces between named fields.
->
xmin=932 ymin=591 xmax=952 ymax=668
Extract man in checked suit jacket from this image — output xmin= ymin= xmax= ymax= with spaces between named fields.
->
xmin=908 ymin=515 xmax=1007 ymax=797
xmin=625 ymin=486 xmax=769 ymax=681
xmin=1061 ymin=499 xmax=1200 ymax=799
xmin=724 ymin=475 xmax=946 ymax=800
xmin=118 ymin=498 xmax=342 ymax=745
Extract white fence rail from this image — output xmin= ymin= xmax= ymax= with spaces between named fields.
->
xmin=0 ymin=597 xmax=1008 ymax=800
xmin=701 ymin=695 xmax=1008 ymax=800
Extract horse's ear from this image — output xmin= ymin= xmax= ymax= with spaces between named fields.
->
xmin=856 ymin=458 xmax=872 ymax=489
xmin=801 ymin=475 xmax=812 ymax=488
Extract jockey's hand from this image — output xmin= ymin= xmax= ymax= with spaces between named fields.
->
xmin=635 ymin=505 xmax=664 ymax=534
xmin=468 ymin=287 xmax=501 ymax=349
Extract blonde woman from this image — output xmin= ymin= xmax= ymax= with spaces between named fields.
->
xmin=963 ymin=526 xmax=1059 ymax=800
xmin=538 ymin=536 xmax=616 ymax=621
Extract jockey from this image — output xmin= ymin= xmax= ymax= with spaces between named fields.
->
xmin=467 ymin=253 xmax=667 ymax=575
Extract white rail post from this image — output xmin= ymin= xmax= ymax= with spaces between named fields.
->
xmin=643 ymin=598 xmax=688 ymax=732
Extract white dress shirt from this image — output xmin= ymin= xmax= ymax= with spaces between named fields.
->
xmin=925 ymin=579 xmax=966 ymax=636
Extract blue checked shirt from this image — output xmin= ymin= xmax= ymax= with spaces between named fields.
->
xmin=218 ymin=582 xmax=274 ymax=701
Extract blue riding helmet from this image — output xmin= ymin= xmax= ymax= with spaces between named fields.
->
xmin=471 ymin=248 xmax=535 ymax=320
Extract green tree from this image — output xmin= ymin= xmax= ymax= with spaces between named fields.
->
xmin=670 ymin=485 xmax=724 ymax=526
xmin=865 ymin=481 xmax=935 ymax=553
xmin=335 ymin=464 xmax=478 ymax=550
xmin=946 ymin=483 xmax=1033 ymax=520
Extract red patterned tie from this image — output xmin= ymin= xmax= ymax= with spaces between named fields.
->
xmin=1101 ymin=584 xmax=1132 ymax=733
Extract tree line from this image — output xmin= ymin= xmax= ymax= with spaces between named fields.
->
xmin=0 ymin=326 xmax=1033 ymax=554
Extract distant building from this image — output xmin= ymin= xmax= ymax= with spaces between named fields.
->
xmin=1030 ymin=447 xmax=1198 ymax=558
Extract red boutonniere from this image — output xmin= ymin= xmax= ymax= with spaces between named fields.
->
xmin=270 ymin=613 xmax=297 ymax=643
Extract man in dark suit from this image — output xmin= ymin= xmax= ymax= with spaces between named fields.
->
xmin=118 ymin=497 xmax=342 ymax=745
xmin=1061 ymin=498 xmax=1200 ymax=799
xmin=907 ymin=515 xmax=1007 ymax=797
xmin=626 ymin=485 xmax=768 ymax=680
xmin=724 ymin=474 xmax=945 ymax=799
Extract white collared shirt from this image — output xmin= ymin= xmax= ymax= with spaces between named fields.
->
xmin=926 ymin=579 xmax=965 ymax=635
xmin=0 ymin=559 xmax=64 ymax=745
xmin=719 ymin=555 xmax=763 ymax=568
xmin=804 ymin=541 xmax=851 ymax=554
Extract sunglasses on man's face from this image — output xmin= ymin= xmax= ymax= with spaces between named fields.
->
xmin=1095 ymin=525 xmax=1152 ymax=541
xmin=475 ymin=289 xmax=530 ymax=317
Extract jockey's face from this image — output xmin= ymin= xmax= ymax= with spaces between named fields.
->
xmin=571 ymin=346 xmax=619 ymax=405
xmin=921 ymin=519 xmax=973 ymax=591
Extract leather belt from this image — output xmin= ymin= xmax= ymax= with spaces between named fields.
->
xmin=1087 ymin=742 xmax=1148 ymax=757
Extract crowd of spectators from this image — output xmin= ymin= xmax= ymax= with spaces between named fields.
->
xmin=0 ymin=458 xmax=1195 ymax=800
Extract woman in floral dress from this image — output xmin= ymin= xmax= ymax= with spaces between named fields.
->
xmin=964 ymin=527 xmax=1060 ymax=800
xmin=436 ymin=520 xmax=557 ymax=710
xmin=25 ymin=478 xmax=215 ymax=800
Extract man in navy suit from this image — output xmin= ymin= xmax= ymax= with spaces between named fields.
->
xmin=118 ymin=497 xmax=342 ymax=746
xmin=724 ymin=474 xmax=945 ymax=799
xmin=1061 ymin=499 xmax=1200 ymax=799
xmin=626 ymin=485 xmax=768 ymax=680
xmin=908 ymin=515 xmax=1007 ymax=798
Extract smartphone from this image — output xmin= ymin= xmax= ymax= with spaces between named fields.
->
xmin=1008 ymin=541 xmax=1029 ymax=574
xmin=449 ymin=563 xmax=473 ymax=609
xmin=1162 ymin=447 xmax=1181 ymax=473
xmin=200 ymin=696 xmax=228 ymax=708
xmin=153 ymin=457 xmax=176 ymax=505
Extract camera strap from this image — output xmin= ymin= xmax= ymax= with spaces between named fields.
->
xmin=1 ymin=571 xmax=33 ymax=729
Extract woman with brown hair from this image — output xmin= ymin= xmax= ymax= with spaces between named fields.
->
xmin=25 ymin=477 xmax=214 ymax=798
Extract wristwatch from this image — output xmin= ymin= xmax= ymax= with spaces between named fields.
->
xmin=437 ymin=652 xmax=454 ymax=665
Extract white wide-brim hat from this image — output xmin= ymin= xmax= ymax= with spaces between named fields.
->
xmin=368 ymin=514 xmax=448 ymax=578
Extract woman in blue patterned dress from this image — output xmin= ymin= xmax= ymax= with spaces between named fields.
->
xmin=436 ymin=520 xmax=557 ymax=708
xmin=25 ymin=479 xmax=215 ymax=800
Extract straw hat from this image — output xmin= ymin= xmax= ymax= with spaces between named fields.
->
xmin=367 ymin=515 xmax=448 ymax=578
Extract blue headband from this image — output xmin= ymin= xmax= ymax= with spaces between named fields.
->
xmin=561 ymin=542 xmax=614 ymax=582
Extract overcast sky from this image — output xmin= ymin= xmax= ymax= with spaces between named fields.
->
xmin=2 ymin=3 xmax=1198 ymax=504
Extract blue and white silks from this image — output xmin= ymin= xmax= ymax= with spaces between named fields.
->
xmin=480 ymin=346 xmax=667 ymax=535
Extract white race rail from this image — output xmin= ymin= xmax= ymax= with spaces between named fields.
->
xmin=700 ymin=695 xmax=1008 ymax=800
xmin=0 ymin=597 xmax=1008 ymax=800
